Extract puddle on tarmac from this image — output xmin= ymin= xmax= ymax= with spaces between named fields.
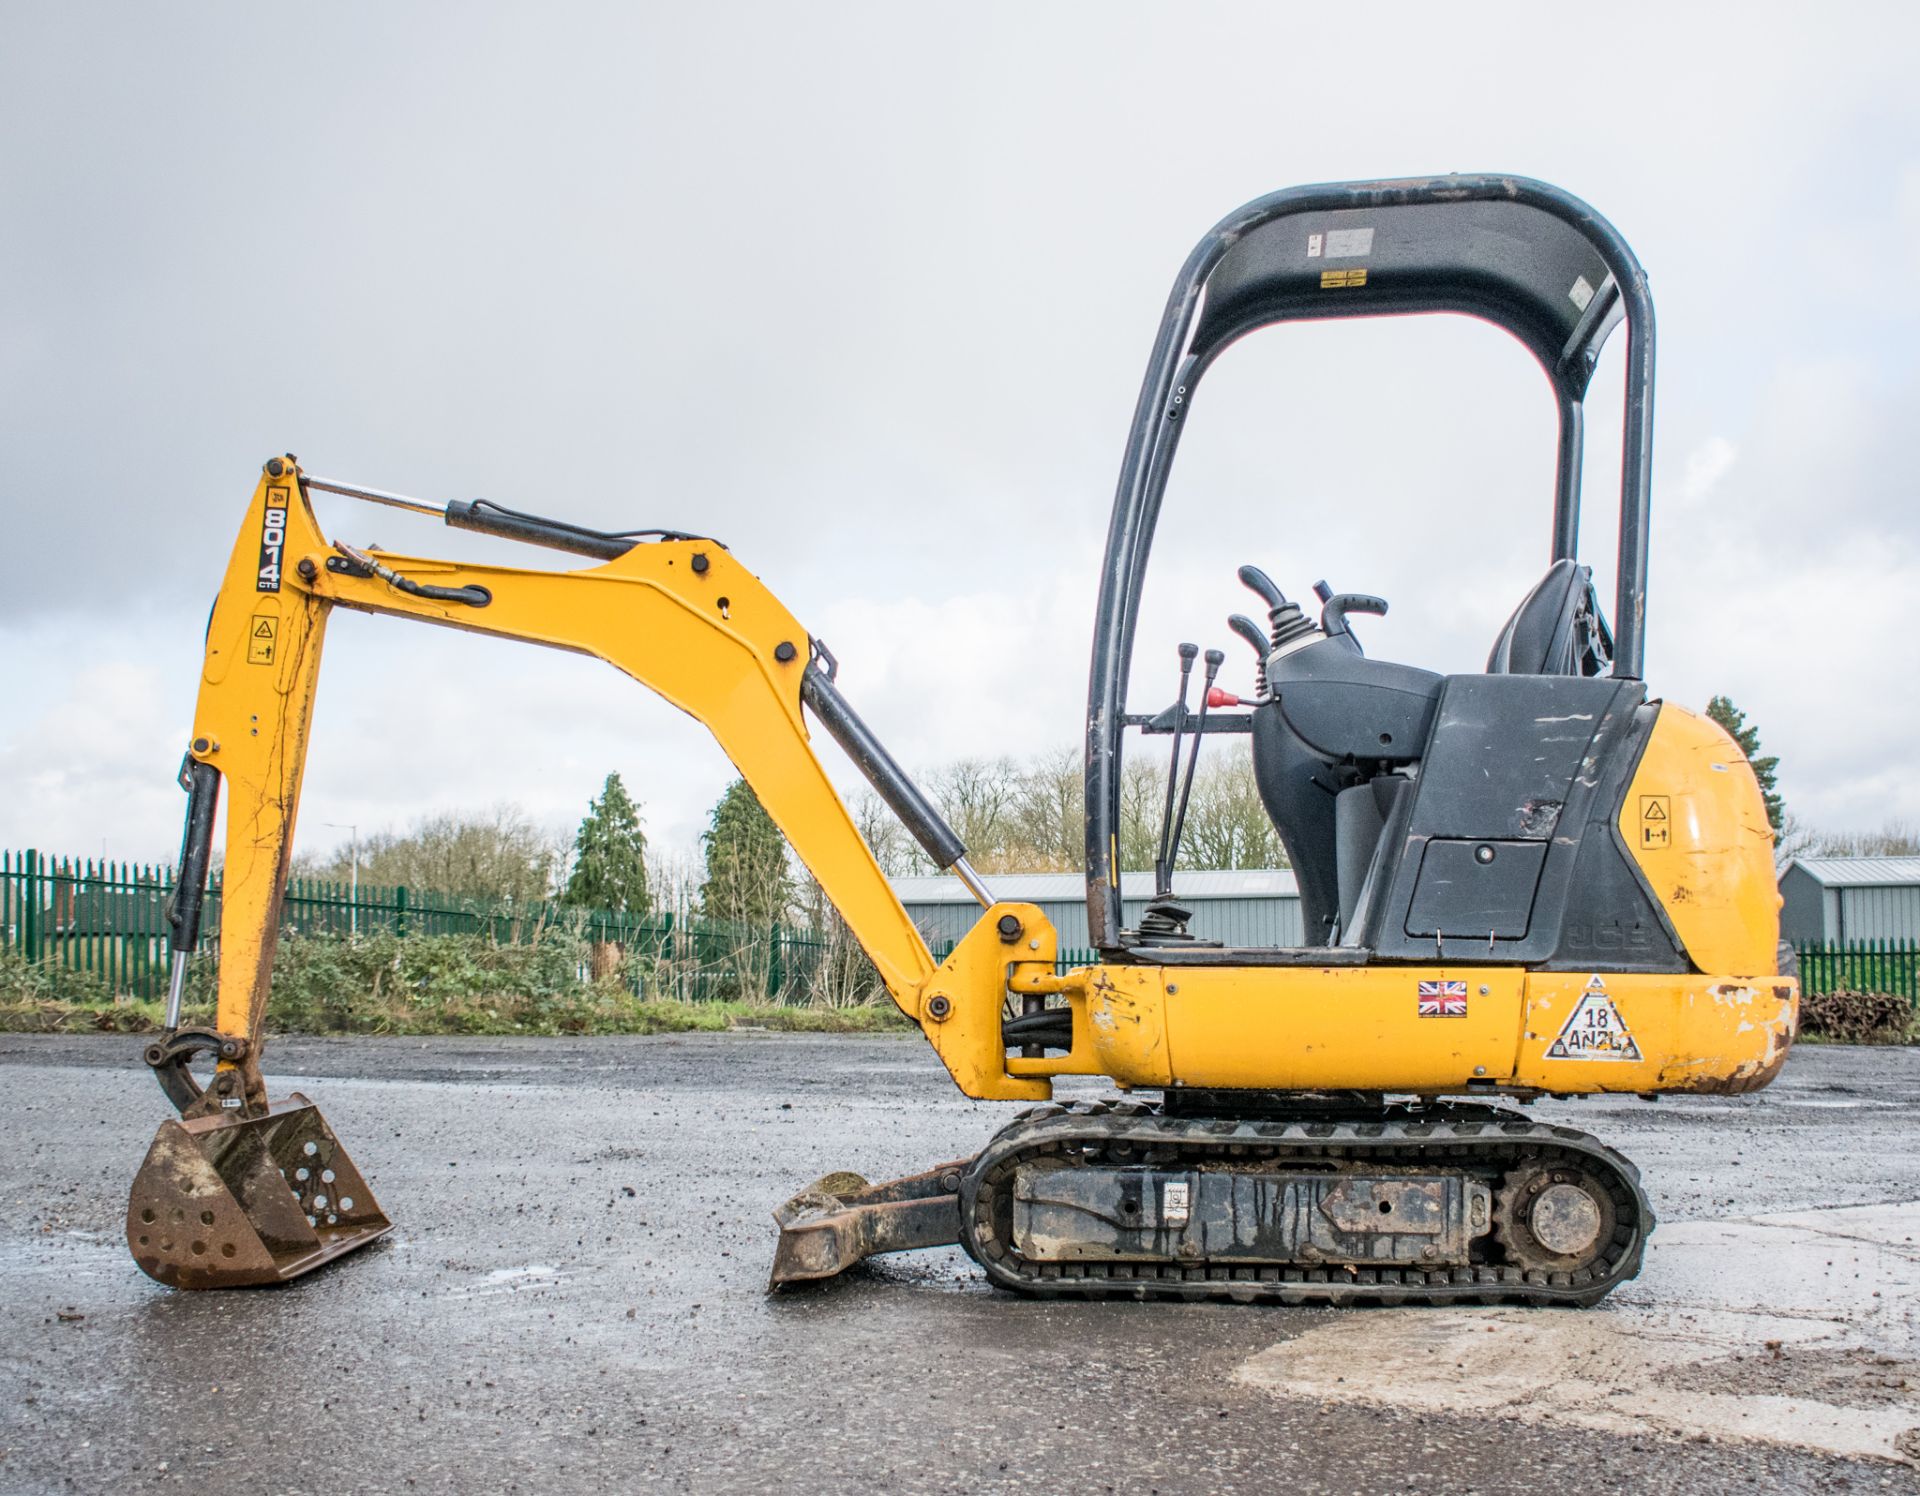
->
xmin=1237 ymin=1202 xmax=1920 ymax=1465
xmin=444 ymin=1263 xmax=566 ymax=1298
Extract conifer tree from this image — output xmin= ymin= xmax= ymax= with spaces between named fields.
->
xmin=563 ymin=772 xmax=651 ymax=912
xmin=699 ymin=779 xmax=791 ymax=926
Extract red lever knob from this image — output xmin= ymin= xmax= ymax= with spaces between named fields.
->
xmin=1206 ymin=686 xmax=1248 ymax=709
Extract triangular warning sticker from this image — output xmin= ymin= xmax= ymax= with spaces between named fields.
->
xmin=253 ymin=620 xmax=275 ymax=637
xmin=1545 ymin=979 xmax=1642 ymax=1061
xmin=1643 ymin=800 xmax=1667 ymax=820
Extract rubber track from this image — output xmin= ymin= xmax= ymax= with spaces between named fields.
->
xmin=957 ymin=1099 xmax=1653 ymax=1308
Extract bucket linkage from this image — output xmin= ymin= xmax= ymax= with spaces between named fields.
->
xmin=125 ymin=758 xmax=390 ymax=1289
xmin=127 ymin=1028 xmax=391 ymax=1289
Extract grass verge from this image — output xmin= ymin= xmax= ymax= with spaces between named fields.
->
xmin=0 ymin=933 xmax=912 ymax=1037
xmin=0 ymin=994 xmax=912 ymax=1037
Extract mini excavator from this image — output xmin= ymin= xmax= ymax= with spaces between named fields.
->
xmin=128 ymin=176 xmax=1795 ymax=1306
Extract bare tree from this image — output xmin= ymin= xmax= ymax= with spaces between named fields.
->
xmin=1118 ymin=755 xmax=1167 ymax=873
xmin=848 ymin=788 xmax=922 ymax=877
xmin=838 ymin=740 xmax=1290 ymax=891
xmin=294 ymin=804 xmax=563 ymax=904
xmin=930 ymin=756 xmax=1026 ymax=873
xmin=796 ymin=874 xmax=887 ymax=1008
xmin=1178 ymin=744 xmax=1284 ymax=870
xmin=1803 ymin=819 xmax=1920 ymax=859
xmin=1772 ymin=810 xmax=1820 ymax=873
xmin=1009 ymin=746 xmax=1084 ymax=872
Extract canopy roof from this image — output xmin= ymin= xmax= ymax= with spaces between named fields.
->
xmin=1188 ymin=192 xmax=1627 ymax=399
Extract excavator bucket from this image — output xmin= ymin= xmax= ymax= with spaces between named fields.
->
xmin=126 ymin=1093 xmax=391 ymax=1289
xmin=768 ymin=1161 xmax=965 ymax=1287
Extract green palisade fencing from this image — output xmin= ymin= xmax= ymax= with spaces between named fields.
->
xmin=0 ymin=850 xmax=845 ymax=1007
xmin=1 ymin=850 xmax=176 ymax=1000
xmin=1795 ymin=940 xmax=1919 ymax=1006
xmin=1056 ymin=946 xmax=1097 ymax=976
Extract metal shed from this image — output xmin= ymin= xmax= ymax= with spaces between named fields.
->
xmin=891 ymin=869 xmax=1302 ymax=956
xmin=1778 ymin=857 xmax=1920 ymax=945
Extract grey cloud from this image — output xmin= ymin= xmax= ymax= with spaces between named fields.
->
xmin=2 ymin=2 xmax=1916 ymax=857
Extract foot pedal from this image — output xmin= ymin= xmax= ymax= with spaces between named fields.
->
xmin=127 ymin=1093 xmax=391 ymax=1288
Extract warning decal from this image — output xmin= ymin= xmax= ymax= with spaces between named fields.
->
xmin=1320 ymin=267 xmax=1368 ymax=289
xmin=1638 ymin=794 xmax=1671 ymax=850
xmin=247 ymin=615 xmax=278 ymax=666
xmin=1545 ymin=975 xmax=1642 ymax=1062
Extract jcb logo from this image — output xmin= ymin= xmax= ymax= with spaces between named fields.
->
xmin=257 ymin=487 xmax=289 ymax=592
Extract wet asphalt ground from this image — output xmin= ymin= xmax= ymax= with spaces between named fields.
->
xmin=1 ymin=1032 xmax=1917 ymax=1495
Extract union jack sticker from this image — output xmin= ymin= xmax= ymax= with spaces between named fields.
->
xmin=1417 ymin=980 xmax=1468 ymax=1017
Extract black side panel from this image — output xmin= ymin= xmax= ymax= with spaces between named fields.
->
xmin=1398 ymin=675 xmax=1605 ymax=839
xmin=1543 ymin=704 xmax=1687 ymax=973
xmin=1361 ymin=676 xmax=1685 ymax=971
xmin=1406 ymin=840 xmax=1548 ymax=939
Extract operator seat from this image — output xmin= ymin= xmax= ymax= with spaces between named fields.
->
xmin=1239 ymin=559 xmax=1616 ymax=949
xmin=1485 ymin=558 xmax=1613 ymax=677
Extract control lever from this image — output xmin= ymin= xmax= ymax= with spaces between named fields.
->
xmin=1320 ymin=592 xmax=1388 ymax=649
xmin=1160 ymin=649 xmax=1225 ymax=897
xmin=1237 ymin=564 xmax=1285 ymax=611
xmin=1153 ymin=644 xmax=1199 ymax=899
xmin=1227 ymin=613 xmax=1267 ymax=658
xmin=1226 ymin=613 xmax=1270 ymax=697
xmin=1237 ymin=565 xmax=1318 ymax=652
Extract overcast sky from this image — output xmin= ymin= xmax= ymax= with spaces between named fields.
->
xmin=3 ymin=3 xmax=1916 ymax=870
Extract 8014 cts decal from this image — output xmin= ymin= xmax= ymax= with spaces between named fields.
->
xmin=256 ymin=487 xmax=290 ymax=592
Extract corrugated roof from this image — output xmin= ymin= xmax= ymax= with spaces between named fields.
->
xmin=1783 ymin=857 xmax=1920 ymax=888
xmin=891 ymin=868 xmax=1300 ymax=904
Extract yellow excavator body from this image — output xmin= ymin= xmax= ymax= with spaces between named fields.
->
xmin=127 ymin=174 xmax=1798 ymax=1307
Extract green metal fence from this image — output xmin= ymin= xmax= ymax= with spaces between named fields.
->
xmin=1794 ymin=939 xmax=1919 ymax=1004
xmin=0 ymin=849 xmax=846 ymax=1006
xmin=0 ymin=850 xmax=177 ymax=999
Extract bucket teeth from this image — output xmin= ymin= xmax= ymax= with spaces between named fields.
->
xmin=126 ymin=1093 xmax=391 ymax=1288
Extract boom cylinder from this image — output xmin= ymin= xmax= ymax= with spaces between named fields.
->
xmin=800 ymin=663 xmax=977 ymax=891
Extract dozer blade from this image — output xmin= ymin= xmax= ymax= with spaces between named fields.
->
xmin=127 ymin=1093 xmax=391 ymax=1289
xmin=768 ymin=1162 xmax=965 ymax=1288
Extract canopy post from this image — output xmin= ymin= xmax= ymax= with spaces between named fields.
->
xmin=1552 ymin=394 xmax=1584 ymax=562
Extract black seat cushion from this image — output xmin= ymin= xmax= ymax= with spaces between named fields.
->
xmin=1486 ymin=559 xmax=1610 ymax=676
